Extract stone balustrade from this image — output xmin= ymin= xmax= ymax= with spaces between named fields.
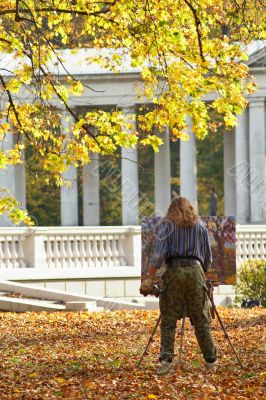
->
xmin=0 ymin=229 xmax=26 ymax=269
xmin=236 ymin=225 xmax=266 ymax=264
xmin=0 ymin=225 xmax=265 ymax=281
xmin=0 ymin=226 xmax=141 ymax=280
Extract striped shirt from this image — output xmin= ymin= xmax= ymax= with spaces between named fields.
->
xmin=150 ymin=219 xmax=212 ymax=272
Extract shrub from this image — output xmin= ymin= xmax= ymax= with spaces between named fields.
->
xmin=236 ymin=259 xmax=266 ymax=307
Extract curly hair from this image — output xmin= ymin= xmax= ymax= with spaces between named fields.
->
xmin=165 ymin=197 xmax=199 ymax=227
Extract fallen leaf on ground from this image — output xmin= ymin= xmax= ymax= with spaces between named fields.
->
xmin=0 ymin=308 xmax=264 ymax=399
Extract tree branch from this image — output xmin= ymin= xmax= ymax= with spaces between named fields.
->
xmin=183 ymin=0 xmax=205 ymax=62
xmin=0 ymin=74 xmax=22 ymax=129
xmin=0 ymin=1 xmax=117 ymax=17
xmin=0 ymin=73 xmax=32 ymax=143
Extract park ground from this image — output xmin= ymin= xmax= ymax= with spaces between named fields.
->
xmin=0 ymin=308 xmax=265 ymax=400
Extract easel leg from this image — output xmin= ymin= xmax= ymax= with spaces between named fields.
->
xmin=137 ymin=314 xmax=161 ymax=368
xmin=177 ymin=303 xmax=187 ymax=369
xmin=208 ymin=294 xmax=244 ymax=369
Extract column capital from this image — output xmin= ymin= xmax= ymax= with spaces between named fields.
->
xmin=248 ymin=97 xmax=265 ymax=108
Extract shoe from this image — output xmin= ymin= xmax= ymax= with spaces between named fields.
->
xmin=157 ymin=360 xmax=175 ymax=375
xmin=205 ymin=359 xmax=218 ymax=371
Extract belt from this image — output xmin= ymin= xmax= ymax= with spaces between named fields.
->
xmin=167 ymin=258 xmax=202 ymax=268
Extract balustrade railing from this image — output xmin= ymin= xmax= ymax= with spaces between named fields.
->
xmin=0 ymin=230 xmax=26 ymax=269
xmin=236 ymin=225 xmax=266 ymax=264
xmin=0 ymin=226 xmax=141 ymax=279
xmin=44 ymin=231 xmax=126 ymax=269
xmin=0 ymin=225 xmax=265 ymax=280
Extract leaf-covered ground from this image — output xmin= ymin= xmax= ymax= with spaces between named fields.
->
xmin=0 ymin=308 xmax=265 ymax=400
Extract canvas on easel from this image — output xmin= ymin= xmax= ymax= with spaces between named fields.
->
xmin=141 ymin=216 xmax=236 ymax=289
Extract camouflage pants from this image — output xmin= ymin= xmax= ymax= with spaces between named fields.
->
xmin=159 ymin=263 xmax=217 ymax=362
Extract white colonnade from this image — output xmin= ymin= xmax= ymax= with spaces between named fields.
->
xmin=1 ymin=45 xmax=265 ymax=226
xmin=58 ymin=106 xmax=198 ymax=225
xmin=1 ymin=97 xmax=266 ymax=226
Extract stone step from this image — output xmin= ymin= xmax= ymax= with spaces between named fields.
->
xmin=96 ymin=298 xmax=144 ymax=310
xmin=0 ymin=281 xmax=145 ymax=311
xmin=0 ymin=281 xmax=97 ymax=302
xmin=65 ymin=301 xmax=104 ymax=311
xmin=0 ymin=281 xmax=143 ymax=310
xmin=0 ymin=296 xmax=66 ymax=312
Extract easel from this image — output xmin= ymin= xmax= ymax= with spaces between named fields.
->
xmin=137 ymin=281 xmax=244 ymax=369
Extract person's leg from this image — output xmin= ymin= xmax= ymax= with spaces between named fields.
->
xmin=186 ymin=265 xmax=217 ymax=362
xmin=159 ymin=267 xmax=186 ymax=363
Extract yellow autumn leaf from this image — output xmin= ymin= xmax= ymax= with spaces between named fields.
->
xmin=28 ymin=372 xmax=38 ymax=378
xmin=54 ymin=377 xmax=66 ymax=384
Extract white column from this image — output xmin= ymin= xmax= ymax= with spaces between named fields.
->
xmin=83 ymin=153 xmax=100 ymax=225
xmin=0 ymin=130 xmax=16 ymax=226
xmin=234 ymin=109 xmax=250 ymax=223
xmin=121 ymin=106 xmax=139 ymax=225
xmin=15 ymin=135 xmax=26 ymax=208
xmin=15 ymin=163 xmax=26 ymax=207
xmin=180 ymin=122 xmax=198 ymax=211
xmin=249 ymin=97 xmax=266 ymax=223
xmin=154 ymin=126 xmax=171 ymax=216
xmin=60 ymin=112 xmax=78 ymax=226
xmin=224 ymin=131 xmax=236 ymax=216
